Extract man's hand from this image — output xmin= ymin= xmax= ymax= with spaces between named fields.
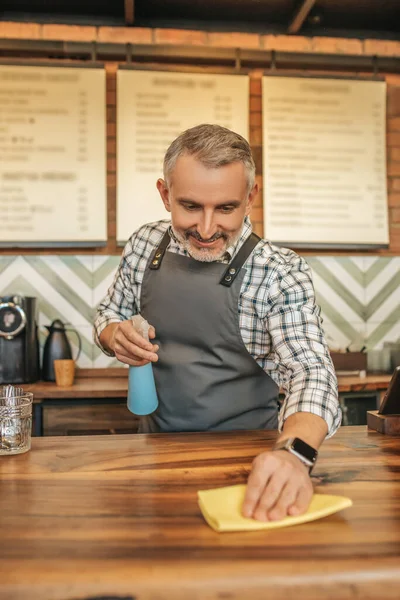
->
xmin=101 ymin=321 xmax=159 ymax=367
xmin=242 ymin=449 xmax=313 ymax=522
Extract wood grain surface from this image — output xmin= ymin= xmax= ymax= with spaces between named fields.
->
xmin=23 ymin=375 xmax=129 ymax=400
xmin=0 ymin=427 xmax=399 ymax=599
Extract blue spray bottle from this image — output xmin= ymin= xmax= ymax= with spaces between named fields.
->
xmin=127 ymin=315 xmax=159 ymax=416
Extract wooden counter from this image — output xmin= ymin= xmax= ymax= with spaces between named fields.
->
xmin=337 ymin=373 xmax=392 ymax=392
xmin=0 ymin=426 xmax=399 ymax=600
xmin=23 ymin=368 xmax=130 ymax=400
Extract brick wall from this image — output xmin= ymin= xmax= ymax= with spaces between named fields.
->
xmin=0 ymin=22 xmax=400 ymax=254
xmin=1 ymin=22 xmax=400 ymax=56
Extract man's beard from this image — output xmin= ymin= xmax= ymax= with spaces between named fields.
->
xmin=172 ymin=227 xmax=236 ymax=262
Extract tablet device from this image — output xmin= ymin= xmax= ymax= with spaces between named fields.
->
xmin=378 ymin=366 xmax=400 ymax=415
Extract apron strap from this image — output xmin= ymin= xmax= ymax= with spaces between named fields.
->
xmin=219 ymin=233 xmax=261 ymax=287
xmin=149 ymin=230 xmax=171 ymax=270
xmin=149 ymin=229 xmax=261 ymax=284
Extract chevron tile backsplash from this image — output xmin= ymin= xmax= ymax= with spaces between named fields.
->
xmin=0 ymin=254 xmax=399 ymax=370
xmin=0 ymin=255 xmax=121 ymax=369
xmin=308 ymin=256 xmax=400 ymax=371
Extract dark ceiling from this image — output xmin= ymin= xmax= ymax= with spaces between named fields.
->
xmin=1 ymin=0 xmax=400 ymax=38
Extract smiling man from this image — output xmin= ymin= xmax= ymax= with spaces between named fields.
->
xmin=94 ymin=124 xmax=341 ymax=523
xmin=158 ymin=153 xmax=252 ymax=262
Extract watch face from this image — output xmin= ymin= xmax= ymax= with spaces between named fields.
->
xmin=292 ymin=438 xmax=317 ymax=463
xmin=0 ymin=303 xmax=26 ymax=338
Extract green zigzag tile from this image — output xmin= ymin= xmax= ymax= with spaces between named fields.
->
xmin=364 ymin=257 xmax=393 ymax=286
xmin=0 ymin=274 xmax=93 ymax=360
xmin=365 ymin=270 xmax=400 ymax=321
xmin=93 ymin=257 xmax=121 ymax=288
xmin=367 ymin=316 xmax=400 ymax=349
xmin=0 ymin=256 xmax=18 ymax=276
xmin=314 ymin=290 xmax=362 ymax=342
xmin=27 ymin=257 xmax=95 ymax=322
xmin=57 ymin=256 xmax=94 ymax=285
xmin=309 ymin=260 xmax=365 ymax=319
xmin=334 ymin=257 xmax=364 ymax=287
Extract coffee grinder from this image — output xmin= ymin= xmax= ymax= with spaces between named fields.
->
xmin=0 ymin=295 xmax=40 ymax=384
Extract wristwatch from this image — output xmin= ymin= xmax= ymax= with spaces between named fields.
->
xmin=273 ymin=437 xmax=318 ymax=473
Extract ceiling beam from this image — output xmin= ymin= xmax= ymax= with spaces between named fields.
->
xmin=288 ymin=0 xmax=317 ymax=34
xmin=124 ymin=0 xmax=135 ymax=25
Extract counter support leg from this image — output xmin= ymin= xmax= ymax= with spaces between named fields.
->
xmin=33 ymin=404 xmax=43 ymax=437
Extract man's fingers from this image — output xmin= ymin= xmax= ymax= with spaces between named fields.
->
xmin=120 ymin=321 xmax=157 ymax=352
xmin=115 ymin=327 xmax=159 ymax=362
xmin=128 ymin=328 xmax=157 ymax=353
xmin=288 ymin=485 xmax=313 ymax=516
xmin=115 ymin=338 xmax=158 ymax=363
xmin=114 ymin=352 xmax=149 ymax=367
xmin=242 ymin=456 xmax=274 ymax=518
xmin=266 ymin=480 xmax=299 ymax=521
xmin=242 ymin=450 xmax=314 ymax=522
xmin=113 ymin=344 xmax=150 ymax=366
xmin=252 ymin=468 xmax=292 ymax=521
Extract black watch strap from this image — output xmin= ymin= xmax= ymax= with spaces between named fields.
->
xmin=273 ymin=437 xmax=318 ymax=473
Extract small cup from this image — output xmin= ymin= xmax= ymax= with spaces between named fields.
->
xmin=0 ymin=392 xmax=33 ymax=455
xmin=54 ymin=359 xmax=75 ymax=387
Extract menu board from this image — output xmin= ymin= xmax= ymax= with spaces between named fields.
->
xmin=262 ymin=76 xmax=388 ymax=248
xmin=116 ymin=69 xmax=249 ymax=243
xmin=0 ymin=64 xmax=107 ymax=245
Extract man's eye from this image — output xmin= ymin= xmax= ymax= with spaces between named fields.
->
xmin=220 ymin=206 xmax=235 ymax=213
xmin=184 ymin=204 xmax=199 ymax=211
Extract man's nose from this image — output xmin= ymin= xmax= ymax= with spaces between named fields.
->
xmin=197 ymin=212 xmax=217 ymax=240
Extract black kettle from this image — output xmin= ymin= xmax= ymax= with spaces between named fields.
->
xmin=42 ymin=319 xmax=82 ymax=382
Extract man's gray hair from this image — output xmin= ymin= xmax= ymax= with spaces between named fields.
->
xmin=163 ymin=124 xmax=256 ymax=194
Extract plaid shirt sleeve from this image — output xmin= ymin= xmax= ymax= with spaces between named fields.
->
xmin=93 ymin=252 xmax=139 ymax=356
xmin=264 ymin=253 xmax=341 ymax=438
xmin=93 ymin=222 xmax=167 ymax=355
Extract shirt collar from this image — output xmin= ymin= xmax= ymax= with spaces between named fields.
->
xmin=225 ymin=216 xmax=253 ymax=261
xmin=168 ymin=216 xmax=254 ymax=263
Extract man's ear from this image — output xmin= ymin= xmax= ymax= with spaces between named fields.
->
xmin=245 ymin=182 xmax=258 ymax=216
xmin=157 ymin=178 xmax=171 ymax=212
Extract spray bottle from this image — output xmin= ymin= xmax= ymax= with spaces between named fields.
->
xmin=127 ymin=315 xmax=159 ymax=416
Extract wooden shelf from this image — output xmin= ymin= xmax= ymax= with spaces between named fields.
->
xmin=23 ymin=368 xmax=392 ymax=401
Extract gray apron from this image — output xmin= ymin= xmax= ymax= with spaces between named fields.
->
xmin=139 ymin=230 xmax=279 ymax=433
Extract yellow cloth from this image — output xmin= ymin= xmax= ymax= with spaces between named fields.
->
xmin=198 ymin=484 xmax=352 ymax=532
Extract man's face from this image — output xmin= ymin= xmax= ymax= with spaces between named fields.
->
xmin=157 ymin=154 xmax=257 ymax=262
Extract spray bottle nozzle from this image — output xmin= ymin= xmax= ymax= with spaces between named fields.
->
xmin=131 ymin=314 xmax=150 ymax=342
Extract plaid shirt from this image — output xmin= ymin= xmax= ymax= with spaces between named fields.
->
xmin=94 ymin=217 xmax=341 ymax=437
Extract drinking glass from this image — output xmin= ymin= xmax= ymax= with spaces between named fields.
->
xmin=0 ymin=391 xmax=33 ymax=455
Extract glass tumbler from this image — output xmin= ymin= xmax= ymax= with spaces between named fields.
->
xmin=0 ymin=392 xmax=33 ymax=455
